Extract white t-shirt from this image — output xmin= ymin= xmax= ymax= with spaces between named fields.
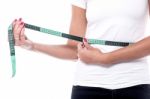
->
xmin=71 ymin=0 xmax=150 ymax=89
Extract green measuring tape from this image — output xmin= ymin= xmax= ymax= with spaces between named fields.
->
xmin=8 ymin=23 xmax=133 ymax=77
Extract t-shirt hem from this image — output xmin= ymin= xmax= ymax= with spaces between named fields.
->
xmin=73 ymin=81 xmax=150 ymax=90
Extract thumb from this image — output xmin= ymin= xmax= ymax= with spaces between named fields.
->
xmin=83 ymin=38 xmax=93 ymax=49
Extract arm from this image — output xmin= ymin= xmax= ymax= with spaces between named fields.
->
xmin=77 ymin=2 xmax=150 ymax=65
xmin=77 ymin=36 xmax=150 ymax=65
xmin=107 ymin=36 xmax=150 ymax=64
xmin=13 ymin=6 xmax=87 ymax=60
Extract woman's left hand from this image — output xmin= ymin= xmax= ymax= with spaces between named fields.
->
xmin=77 ymin=38 xmax=109 ymax=65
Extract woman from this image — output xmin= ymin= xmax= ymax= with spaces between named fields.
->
xmin=13 ymin=0 xmax=150 ymax=99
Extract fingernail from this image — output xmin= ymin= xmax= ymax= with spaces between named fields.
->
xmin=14 ymin=19 xmax=17 ymax=22
xmin=20 ymin=22 xmax=24 ymax=25
xmin=83 ymin=38 xmax=87 ymax=42
xmin=19 ymin=18 xmax=22 ymax=21
xmin=81 ymin=43 xmax=85 ymax=48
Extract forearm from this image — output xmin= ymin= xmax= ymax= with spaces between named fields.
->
xmin=32 ymin=43 xmax=78 ymax=60
xmin=107 ymin=36 xmax=150 ymax=64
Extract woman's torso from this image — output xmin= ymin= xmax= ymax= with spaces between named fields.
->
xmin=72 ymin=0 xmax=150 ymax=89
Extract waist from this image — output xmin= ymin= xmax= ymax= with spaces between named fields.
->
xmin=74 ymin=58 xmax=150 ymax=89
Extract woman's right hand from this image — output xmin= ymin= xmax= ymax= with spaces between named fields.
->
xmin=13 ymin=18 xmax=34 ymax=50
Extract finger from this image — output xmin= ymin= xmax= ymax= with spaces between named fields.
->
xmin=77 ymin=42 xmax=84 ymax=51
xmin=14 ymin=23 xmax=24 ymax=38
xmin=13 ymin=18 xmax=22 ymax=31
xmin=83 ymin=42 xmax=93 ymax=49
xmin=14 ymin=22 xmax=24 ymax=45
xmin=20 ymin=27 xmax=26 ymax=44
xmin=12 ymin=19 xmax=17 ymax=27
xmin=83 ymin=38 xmax=93 ymax=49
xmin=14 ymin=22 xmax=24 ymax=39
xmin=13 ymin=20 xmax=22 ymax=39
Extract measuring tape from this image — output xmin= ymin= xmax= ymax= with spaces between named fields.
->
xmin=8 ymin=23 xmax=133 ymax=77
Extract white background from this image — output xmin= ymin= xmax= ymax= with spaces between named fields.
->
xmin=0 ymin=0 xmax=150 ymax=99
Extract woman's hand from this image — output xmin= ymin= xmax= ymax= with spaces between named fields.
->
xmin=77 ymin=38 xmax=109 ymax=65
xmin=13 ymin=18 xmax=33 ymax=50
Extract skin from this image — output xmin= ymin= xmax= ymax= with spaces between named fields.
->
xmin=13 ymin=3 xmax=150 ymax=65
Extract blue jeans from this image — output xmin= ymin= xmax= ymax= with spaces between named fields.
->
xmin=71 ymin=84 xmax=150 ymax=99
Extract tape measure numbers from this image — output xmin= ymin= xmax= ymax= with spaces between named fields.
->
xmin=8 ymin=23 xmax=133 ymax=77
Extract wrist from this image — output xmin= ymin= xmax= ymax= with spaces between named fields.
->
xmin=21 ymin=40 xmax=34 ymax=50
xmin=30 ymin=41 xmax=36 ymax=51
